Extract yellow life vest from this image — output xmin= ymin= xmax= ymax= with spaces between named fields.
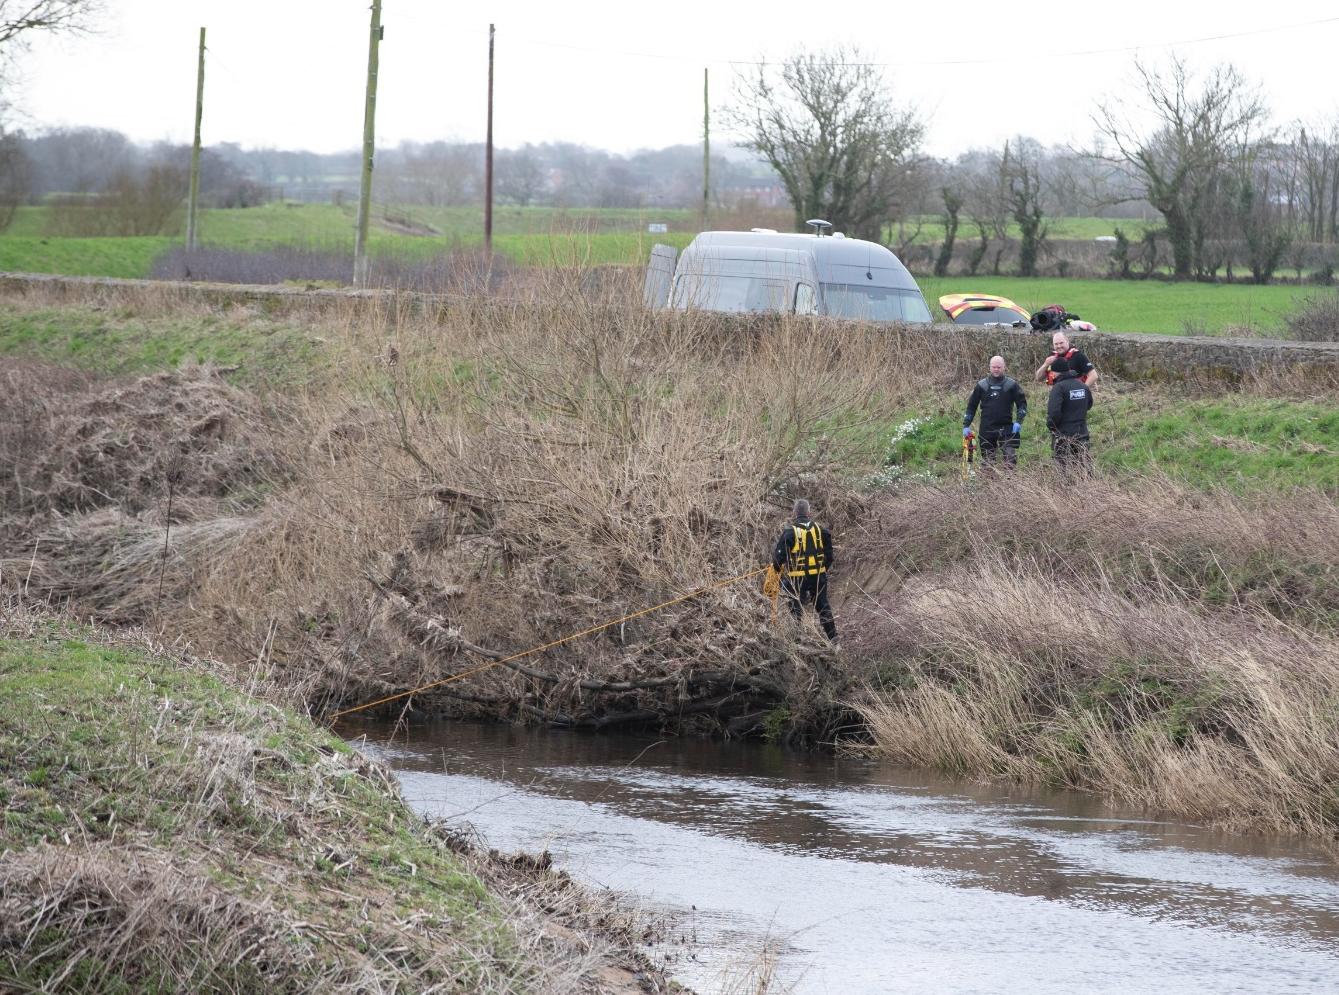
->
xmin=786 ymin=521 xmax=826 ymax=578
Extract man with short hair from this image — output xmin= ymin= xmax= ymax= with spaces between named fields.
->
xmin=963 ymin=355 xmax=1028 ymax=469
xmin=771 ymin=499 xmax=837 ymax=642
xmin=1047 ymin=367 xmax=1094 ymax=472
xmin=1035 ymin=331 xmax=1098 ymax=387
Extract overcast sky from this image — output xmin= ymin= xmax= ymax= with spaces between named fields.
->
xmin=12 ymin=0 xmax=1339 ymax=157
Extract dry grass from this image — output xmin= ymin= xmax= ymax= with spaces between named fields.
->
xmin=846 ymin=471 xmax=1339 ymax=837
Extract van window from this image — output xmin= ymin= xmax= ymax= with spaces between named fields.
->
xmin=673 ymin=275 xmax=790 ymax=313
xmin=821 ymin=284 xmax=932 ymax=323
xmin=794 ymin=283 xmax=817 ymax=315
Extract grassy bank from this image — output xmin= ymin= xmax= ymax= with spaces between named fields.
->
xmin=0 ymin=281 xmax=1335 ymax=838
xmin=0 ymin=609 xmax=666 ymax=992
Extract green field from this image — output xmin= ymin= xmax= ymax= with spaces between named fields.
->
xmin=916 ymin=276 xmax=1316 ymax=335
xmin=0 ymin=203 xmax=1325 ymax=334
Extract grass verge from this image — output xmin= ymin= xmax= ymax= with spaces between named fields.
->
xmin=0 ymin=608 xmax=667 ymax=993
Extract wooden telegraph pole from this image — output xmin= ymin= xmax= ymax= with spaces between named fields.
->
xmin=186 ymin=27 xmax=206 ymax=251
xmin=702 ymin=67 xmax=709 ymax=227
xmin=484 ymin=23 xmax=495 ymax=256
xmin=354 ymin=0 xmax=383 ymax=288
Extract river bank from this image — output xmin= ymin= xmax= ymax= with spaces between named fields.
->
xmin=0 ymin=279 xmax=1335 ymax=840
xmin=0 ymin=608 xmax=677 ymax=993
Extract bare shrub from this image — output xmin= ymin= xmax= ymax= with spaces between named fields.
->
xmin=171 ymin=294 xmax=935 ymax=735
xmin=46 ymin=163 xmax=186 ymax=236
xmin=1283 ymin=291 xmax=1339 ymax=342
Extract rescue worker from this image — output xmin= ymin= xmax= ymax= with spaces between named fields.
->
xmin=963 ymin=355 xmax=1027 ymax=469
xmin=1046 ymin=367 xmax=1094 ymax=472
xmin=1035 ymin=331 xmax=1099 ymax=388
xmin=771 ymin=499 xmax=837 ymax=642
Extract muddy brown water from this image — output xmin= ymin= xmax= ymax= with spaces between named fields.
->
xmin=347 ymin=720 xmax=1339 ymax=995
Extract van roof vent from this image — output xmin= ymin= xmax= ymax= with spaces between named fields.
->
xmin=832 ymin=232 xmax=845 ymax=239
xmin=750 ymin=227 xmax=777 ymax=233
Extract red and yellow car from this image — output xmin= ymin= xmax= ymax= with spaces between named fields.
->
xmin=938 ymin=293 xmax=1031 ymax=327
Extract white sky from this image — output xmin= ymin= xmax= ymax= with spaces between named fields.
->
xmin=11 ymin=0 xmax=1339 ymax=157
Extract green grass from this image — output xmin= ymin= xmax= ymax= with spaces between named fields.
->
xmin=863 ymin=391 xmax=1339 ymax=494
xmin=0 ymin=234 xmax=174 ymax=278
xmin=0 ymin=305 xmax=326 ymax=388
xmin=0 ymin=620 xmax=546 ymax=991
xmin=917 ymin=275 xmax=1316 ymax=335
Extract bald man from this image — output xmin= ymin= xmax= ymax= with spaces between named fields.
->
xmin=1036 ymin=331 xmax=1098 ymax=387
xmin=963 ymin=355 xmax=1028 ymax=469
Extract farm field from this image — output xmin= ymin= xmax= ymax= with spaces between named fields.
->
xmin=0 ymin=203 xmax=1326 ymax=334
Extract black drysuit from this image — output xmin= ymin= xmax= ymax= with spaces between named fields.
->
xmin=1046 ymin=373 xmax=1094 ymax=470
xmin=771 ymin=518 xmax=837 ymax=641
xmin=964 ymin=375 xmax=1028 ymax=465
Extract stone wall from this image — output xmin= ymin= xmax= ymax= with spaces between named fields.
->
xmin=3 ymin=271 xmax=1337 ymax=385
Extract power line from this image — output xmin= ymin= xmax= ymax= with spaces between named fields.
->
xmin=505 ymin=14 xmax=1339 ymax=69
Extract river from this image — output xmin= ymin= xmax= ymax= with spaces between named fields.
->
xmin=348 ymin=719 xmax=1339 ymax=995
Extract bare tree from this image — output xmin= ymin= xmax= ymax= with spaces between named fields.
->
xmin=1002 ymin=138 xmax=1047 ymax=277
xmin=0 ymin=1 xmax=100 ymax=80
xmin=1093 ymin=57 xmax=1267 ymax=279
xmin=1291 ymin=121 xmax=1339 ymax=243
xmin=0 ymin=128 xmax=29 ymax=229
xmin=496 ymin=146 xmax=545 ymax=207
xmin=934 ymin=181 xmax=963 ymax=277
xmin=727 ymin=47 xmax=925 ymax=240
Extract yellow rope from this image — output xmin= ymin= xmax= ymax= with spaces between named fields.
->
xmin=329 ymin=564 xmax=769 ymax=723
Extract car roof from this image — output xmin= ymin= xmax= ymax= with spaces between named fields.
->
xmin=682 ymin=231 xmax=919 ymax=290
xmin=937 ymin=293 xmax=1029 ymax=320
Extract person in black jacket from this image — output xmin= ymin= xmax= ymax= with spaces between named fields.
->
xmin=1035 ymin=331 xmax=1099 ymax=387
xmin=963 ymin=355 xmax=1028 ymax=468
xmin=771 ymin=499 xmax=837 ymax=641
xmin=1046 ymin=368 xmax=1094 ymax=471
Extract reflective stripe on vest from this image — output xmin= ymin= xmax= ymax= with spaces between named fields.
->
xmin=787 ymin=522 xmax=826 ymax=578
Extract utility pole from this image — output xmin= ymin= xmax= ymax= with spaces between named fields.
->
xmin=702 ymin=67 xmax=710 ymax=227
xmin=186 ymin=27 xmax=206 ymax=251
xmin=484 ymin=23 xmax=495 ymax=256
xmin=353 ymin=0 xmax=383 ymax=288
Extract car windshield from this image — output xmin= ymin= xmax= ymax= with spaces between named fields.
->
xmin=821 ymin=284 xmax=932 ymax=323
xmin=952 ymin=306 xmax=1029 ymax=326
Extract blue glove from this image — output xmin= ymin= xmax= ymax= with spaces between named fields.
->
xmin=963 ymin=426 xmax=972 ymax=438
xmin=1012 ymin=422 xmax=1022 ymax=435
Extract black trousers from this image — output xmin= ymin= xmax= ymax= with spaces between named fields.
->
xmin=979 ymin=427 xmax=1020 ymax=468
xmin=783 ymin=575 xmax=837 ymax=641
xmin=1052 ymin=433 xmax=1092 ymax=472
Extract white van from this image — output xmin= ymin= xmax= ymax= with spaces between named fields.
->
xmin=643 ymin=224 xmax=932 ymax=324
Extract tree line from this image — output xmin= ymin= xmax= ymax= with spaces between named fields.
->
xmin=732 ymin=49 xmax=1339 ymax=284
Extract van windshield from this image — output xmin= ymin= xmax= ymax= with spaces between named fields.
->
xmin=821 ymin=284 xmax=932 ymax=323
